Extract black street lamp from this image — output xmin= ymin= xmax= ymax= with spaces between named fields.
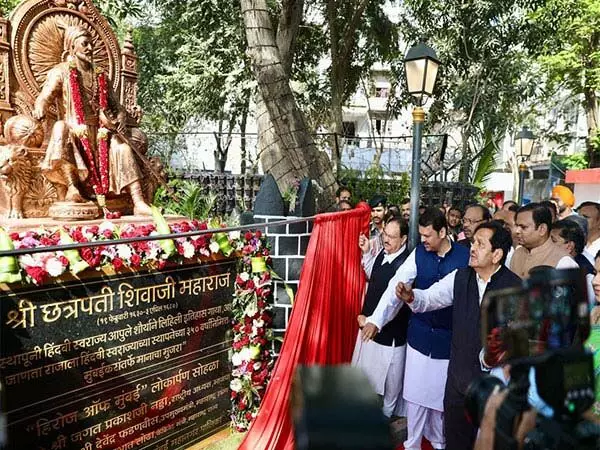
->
xmin=404 ymin=42 xmax=441 ymax=250
xmin=514 ymin=126 xmax=535 ymax=205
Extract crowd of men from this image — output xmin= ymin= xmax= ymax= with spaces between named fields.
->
xmin=335 ymin=185 xmax=600 ymax=450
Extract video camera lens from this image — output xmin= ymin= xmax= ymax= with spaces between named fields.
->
xmin=464 ymin=374 xmax=506 ymax=428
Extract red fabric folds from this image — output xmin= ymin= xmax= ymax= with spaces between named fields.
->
xmin=238 ymin=202 xmax=371 ymax=450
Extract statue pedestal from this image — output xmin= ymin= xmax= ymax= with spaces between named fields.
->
xmin=0 ymin=213 xmax=188 ymax=233
xmin=48 ymin=201 xmax=101 ymax=221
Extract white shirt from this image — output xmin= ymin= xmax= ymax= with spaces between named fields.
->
xmin=361 ymin=245 xmax=407 ymax=279
xmin=366 ymin=239 xmax=454 ymax=330
xmin=584 ymin=236 xmax=600 ymax=265
xmin=366 ymin=249 xmax=418 ymax=330
xmin=409 ymin=266 xmax=501 ymax=313
xmin=409 ymin=267 xmax=501 ymax=372
xmin=555 ymin=256 xmax=580 ymax=270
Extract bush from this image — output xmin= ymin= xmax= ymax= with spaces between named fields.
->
xmin=339 ymin=166 xmax=410 ymax=207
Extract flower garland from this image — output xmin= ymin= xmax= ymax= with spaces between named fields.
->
xmin=230 ymin=230 xmax=274 ymax=431
xmin=68 ymin=58 xmax=116 ymax=218
xmin=7 ymin=219 xmax=237 ymax=285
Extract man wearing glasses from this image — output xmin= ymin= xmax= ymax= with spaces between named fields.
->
xmin=353 ymin=217 xmax=412 ymax=419
xmin=457 ymin=204 xmax=491 ymax=249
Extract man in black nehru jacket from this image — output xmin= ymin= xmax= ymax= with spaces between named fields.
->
xmin=395 ymin=221 xmax=521 ymax=450
xmin=352 ymin=217 xmax=411 ymax=419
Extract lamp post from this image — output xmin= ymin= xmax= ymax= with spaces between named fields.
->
xmin=514 ymin=126 xmax=535 ymax=205
xmin=404 ymin=42 xmax=441 ymax=250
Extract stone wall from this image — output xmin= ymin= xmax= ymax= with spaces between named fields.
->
xmin=253 ymin=214 xmax=313 ymax=356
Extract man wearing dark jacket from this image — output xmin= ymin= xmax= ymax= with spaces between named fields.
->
xmin=352 ymin=217 xmax=412 ymax=418
xmin=396 ymin=221 xmax=521 ymax=450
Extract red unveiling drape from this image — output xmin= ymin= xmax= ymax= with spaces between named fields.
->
xmin=238 ymin=202 xmax=371 ymax=450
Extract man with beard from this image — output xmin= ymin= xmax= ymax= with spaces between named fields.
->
xmin=369 ymin=195 xmax=387 ymax=255
xmin=395 ymin=221 xmax=521 ymax=450
xmin=401 ymin=198 xmax=411 ymax=221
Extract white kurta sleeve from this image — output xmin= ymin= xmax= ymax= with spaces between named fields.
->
xmin=361 ymin=250 xmax=378 ymax=279
xmin=409 ymin=270 xmax=457 ymax=313
xmin=556 ymin=256 xmax=579 ymax=270
xmin=366 ymin=249 xmax=417 ymax=330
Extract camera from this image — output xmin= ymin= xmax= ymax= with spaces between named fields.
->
xmin=465 ymin=268 xmax=600 ymax=449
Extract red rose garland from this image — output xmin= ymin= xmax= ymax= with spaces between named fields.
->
xmin=68 ymin=59 xmax=118 ymax=218
xmin=230 ymin=231 xmax=274 ymax=431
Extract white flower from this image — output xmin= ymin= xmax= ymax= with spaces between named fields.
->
xmin=253 ymin=362 xmax=262 ymax=371
xmin=18 ymin=254 xmax=38 ymax=268
xmin=244 ymin=301 xmax=258 ymax=318
xmin=116 ymin=244 xmax=132 ymax=260
xmin=182 ymin=241 xmax=195 ymax=259
xmin=147 ymin=243 xmax=160 ymax=260
xmin=99 ymin=221 xmax=115 ymax=232
xmin=209 ymin=241 xmax=220 ymax=254
xmin=253 ymin=276 xmax=260 ymax=285
xmin=240 ymin=347 xmax=253 ymax=362
xmin=45 ymin=257 xmax=65 ymax=277
xmin=229 ymin=230 xmax=241 ymax=240
xmin=231 ymin=352 xmax=243 ymax=367
xmin=230 ymin=378 xmax=243 ymax=392
xmin=239 ymin=272 xmax=250 ymax=282
xmin=253 ymin=318 xmax=264 ymax=328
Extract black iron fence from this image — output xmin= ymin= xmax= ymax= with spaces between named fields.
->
xmin=146 ymin=132 xmax=457 ymax=181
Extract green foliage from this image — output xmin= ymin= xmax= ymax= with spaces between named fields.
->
xmin=471 ymin=131 xmax=500 ymax=187
xmin=560 ymin=153 xmax=588 ymax=170
xmin=153 ymin=178 xmax=217 ymax=220
xmin=397 ymin=0 xmax=537 ymax=181
xmin=96 ymin=0 xmax=143 ymax=31
xmin=527 ymin=0 xmax=600 ymax=95
xmin=0 ymin=0 xmax=19 ymax=14
xmin=339 ymin=166 xmax=410 ymax=207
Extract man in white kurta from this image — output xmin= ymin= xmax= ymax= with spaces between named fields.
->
xmin=352 ymin=218 xmax=411 ymax=418
xmin=361 ymin=208 xmax=470 ymax=450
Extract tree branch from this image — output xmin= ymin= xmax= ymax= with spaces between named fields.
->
xmin=277 ymin=0 xmax=305 ymax=76
xmin=339 ymin=0 xmax=370 ymax=62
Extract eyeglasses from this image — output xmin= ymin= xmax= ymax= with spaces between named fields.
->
xmin=382 ymin=231 xmax=401 ymax=240
xmin=463 ymin=218 xmax=484 ymax=226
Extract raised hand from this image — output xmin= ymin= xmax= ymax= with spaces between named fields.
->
xmin=358 ymin=233 xmax=370 ymax=254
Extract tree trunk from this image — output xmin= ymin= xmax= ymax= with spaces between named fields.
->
xmin=326 ymin=0 xmax=370 ymax=174
xmin=277 ymin=0 xmax=304 ymax=76
xmin=458 ymin=129 xmax=471 ymax=182
xmin=584 ymin=87 xmax=599 ymax=167
xmin=241 ymin=0 xmax=337 ymax=210
xmin=239 ymin=99 xmax=249 ymax=175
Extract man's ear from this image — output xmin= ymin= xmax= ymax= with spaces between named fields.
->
xmin=566 ymin=240 xmax=575 ymax=256
xmin=439 ymin=227 xmax=447 ymax=239
xmin=492 ymin=248 xmax=503 ymax=265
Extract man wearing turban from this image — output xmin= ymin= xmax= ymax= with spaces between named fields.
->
xmin=551 ymin=185 xmax=576 ymax=220
xmin=33 ymin=25 xmax=152 ymax=215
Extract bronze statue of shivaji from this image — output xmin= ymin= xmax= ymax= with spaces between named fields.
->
xmin=32 ymin=24 xmax=153 ymax=216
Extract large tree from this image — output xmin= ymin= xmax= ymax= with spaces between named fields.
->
xmin=241 ymin=0 xmax=337 ymax=207
xmin=527 ymin=0 xmax=600 ymax=166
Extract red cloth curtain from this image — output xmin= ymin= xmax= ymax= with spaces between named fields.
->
xmin=239 ymin=202 xmax=371 ymax=450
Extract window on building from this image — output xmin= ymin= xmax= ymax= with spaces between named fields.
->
xmin=375 ymin=87 xmax=389 ymax=98
xmin=342 ymin=121 xmax=356 ymax=137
